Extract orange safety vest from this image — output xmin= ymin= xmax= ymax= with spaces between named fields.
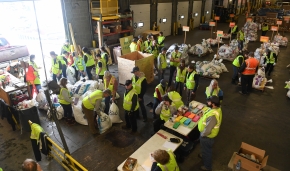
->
xmin=242 ymin=58 xmax=259 ymax=75
xmin=26 ymin=65 xmax=36 ymax=83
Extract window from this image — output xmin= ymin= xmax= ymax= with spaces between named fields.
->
xmin=180 ymin=15 xmax=184 ymax=19
xmin=162 ymin=18 xmax=167 ymax=23
xmin=194 ymin=13 xmax=198 ymax=17
xmin=138 ymin=22 xmax=144 ymax=27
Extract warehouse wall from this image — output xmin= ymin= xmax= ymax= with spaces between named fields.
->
xmin=62 ymin=0 xmax=92 ymax=47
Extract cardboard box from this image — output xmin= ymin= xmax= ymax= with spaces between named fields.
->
xmin=95 ymin=27 xmax=111 ymax=34
xmin=111 ymin=25 xmax=121 ymax=33
xmin=233 ymin=142 xmax=268 ymax=171
xmin=117 ymin=51 xmax=154 ymax=85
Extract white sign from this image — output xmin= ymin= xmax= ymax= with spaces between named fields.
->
xmin=183 ymin=26 xmax=190 ymax=32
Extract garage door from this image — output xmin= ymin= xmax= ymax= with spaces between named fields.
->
xmin=157 ymin=3 xmax=172 ymax=36
xmin=204 ymin=0 xmax=212 ymax=22
xmin=192 ymin=1 xmax=202 ymax=28
xmin=177 ymin=1 xmax=189 ymax=27
xmin=130 ymin=4 xmax=150 ymax=37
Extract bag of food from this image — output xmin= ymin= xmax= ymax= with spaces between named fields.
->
xmin=96 ymin=112 xmax=112 ymax=134
xmin=108 ymin=102 xmax=123 ymax=123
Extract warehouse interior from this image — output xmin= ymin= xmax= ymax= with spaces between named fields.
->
xmin=1 ymin=0 xmax=290 ymax=171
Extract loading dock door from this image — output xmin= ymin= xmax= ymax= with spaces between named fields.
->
xmin=177 ymin=1 xmax=189 ymax=27
xmin=192 ymin=1 xmax=202 ymax=28
xmin=130 ymin=4 xmax=150 ymax=37
xmin=204 ymin=0 xmax=212 ymax=21
xmin=157 ymin=3 xmax=172 ymax=36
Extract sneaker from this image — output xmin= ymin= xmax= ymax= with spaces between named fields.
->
xmin=200 ymin=166 xmax=212 ymax=171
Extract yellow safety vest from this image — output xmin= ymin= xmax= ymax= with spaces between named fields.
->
xmin=29 ymin=61 xmax=41 ymax=85
xmin=101 ymin=52 xmax=108 ymax=64
xmin=198 ymin=108 xmax=222 ymax=138
xmin=186 ymin=71 xmax=196 ymax=90
xmin=262 ymin=25 xmax=268 ymax=31
xmin=104 ymin=76 xmax=115 ymax=92
xmin=238 ymin=30 xmax=244 ymax=41
xmin=157 ymin=150 xmax=180 ymax=171
xmin=144 ymin=40 xmax=152 ymax=51
xmin=205 ymin=87 xmax=220 ymax=98
xmin=176 ymin=67 xmax=187 ymax=83
xmin=57 ymin=55 xmax=66 ymax=65
xmin=51 ymin=59 xmax=62 ymax=75
xmin=58 ymin=87 xmax=71 ymax=105
xmin=232 ymin=55 xmax=244 ymax=67
xmin=62 ymin=45 xmax=71 ymax=53
xmin=153 ymin=84 xmax=167 ymax=98
xmin=137 ymin=40 xmax=144 ymax=52
xmin=130 ymin=42 xmax=137 ymax=52
xmin=158 ymin=36 xmax=165 ymax=47
xmin=168 ymin=91 xmax=184 ymax=109
xmin=159 ymin=105 xmax=172 ymax=121
xmin=75 ymin=56 xmax=84 ymax=71
xmin=96 ymin=58 xmax=106 ymax=76
xmin=84 ymin=53 xmax=94 ymax=67
xmin=231 ymin=25 xmax=238 ymax=33
xmin=82 ymin=90 xmax=103 ymax=110
xmin=266 ymin=52 xmax=275 ymax=64
xmin=158 ymin=53 xmax=167 ymax=69
xmin=132 ymin=76 xmax=146 ymax=94
xmin=123 ymin=89 xmax=139 ymax=111
xmin=150 ymin=46 xmax=159 ymax=58
xmin=170 ymin=51 xmax=181 ymax=67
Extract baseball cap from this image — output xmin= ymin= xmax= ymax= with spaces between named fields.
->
xmin=125 ymin=80 xmax=132 ymax=86
xmin=161 ymin=47 xmax=167 ymax=51
xmin=160 ymin=79 xmax=167 ymax=87
xmin=208 ymin=96 xmax=220 ymax=105
xmin=131 ymin=66 xmax=140 ymax=73
xmin=50 ymin=51 xmax=56 ymax=56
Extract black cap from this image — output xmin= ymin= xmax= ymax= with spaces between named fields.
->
xmin=161 ymin=47 xmax=167 ymax=51
xmin=131 ymin=66 xmax=139 ymax=73
xmin=160 ymin=79 xmax=167 ymax=87
xmin=50 ymin=51 xmax=56 ymax=56
xmin=125 ymin=80 xmax=132 ymax=86
xmin=208 ymin=96 xmax=220 ymax=106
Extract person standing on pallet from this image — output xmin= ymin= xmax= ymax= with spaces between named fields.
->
xmin=184 ymin=64 xmax=200 ymax=106
xmin=157 ymin=47 xmax=167 ymax=80
xmin=237 ymin=28 xmax=245 ymax=51
xmin=263 ymin=49 xmax=277 ymax=77
xmin=100 ymin=46 xmax=109 ymax=71
xmin=168 ymin=46 xmax=181 ymax=88
xmin=122 ymin=80 xmax=139 ymax=133
xmin=103 ymin=71 xmax=118 ymax=114
xmin=131 ymin=66 xmax=148 ymax=122
xmin=50 ymin=51 xmax=62 ymax=83
xmin=174 ymin=59 xmax=186 ymax=95
xmin=82 ymin=47 xmax=95 ymax=80
xmin=232 ymin=51 xmax=248 ymax=84
xmin=153 ymin=79 xmax=168 ymax=119
xmin=157 ymin=32 xmax=165 ymax=52
xmin=136 ymin=35 xmax=144 ymax=52
xmin=198 ymin=95 xmax=222 ymax=171
xmin=82 ymin=89 xmax=111 ymax=134
xmin=130 ymin=38 xmax=138 ymax=52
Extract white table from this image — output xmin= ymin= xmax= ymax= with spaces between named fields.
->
xmin=164 ymin=120 xmax=197 ymax=136
xmin=117 ymin=130 xmax=183 ymax=171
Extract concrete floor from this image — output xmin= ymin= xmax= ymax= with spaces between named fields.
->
xmin=1 ymin=15 xmax=290 ymax=171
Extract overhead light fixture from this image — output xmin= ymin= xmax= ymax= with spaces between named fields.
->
xmin=138 ymin=22 xmax=144 ymax=27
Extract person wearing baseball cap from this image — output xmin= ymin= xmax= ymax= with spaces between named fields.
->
xmin=122 ymin=80 xmax=139 ymax=133
xmin=198 ymin=95 xmax=222 ymax=171
xmin=131 ymin=66 xmax=148 ymax=122
xmin=61 ymin=39 xmax=71 ymax=55
xmin=157 ymin=47 xmax=167 ymax=80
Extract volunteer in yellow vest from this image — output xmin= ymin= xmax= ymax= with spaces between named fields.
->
xmin=58 ymin=78 xmax=76 ymax=125
xmin=232 ymin=51 xmax=248 ymax=84
xmin=205 ymin=79 xmax=223 ymax=104
xmin=131 ymin=66 xmax=148 ymax=122
xmin=148 ymin=40 xmax=159 ymax=74
xmin=168 ymin=46 xmax=181 ymax=87
xmin=58 ymin=51 xmax=68 ymax=78
xmin=239 ymin=52 xmax=259 ymax=94
xmin=198 ymin=96 xmax=222 ymax=171
xmin=167 ymin=91 xmax=184 ymax=109
xmin=73 ymin=51 xmax=86 ymax=80
xmin=153 ymin=79 xmax=168 ymax=119
xmin=82 ymin=47 xmax=95 ymax=80
xmin=184 ymin=64 xmax=200 ymax=105
xmin=144 ymin=34 xmax=152 ymax=52
xmin=100 ymin=46 xmax=109 ymax=71
xmin=121 ymin=80 xmax=139 ymax=133
xmin=153 ymin=95 xmax=177 ymax=132
xmin=137 ymin=35 xmax=144 ymax=52
xmin=157 ymin=31 xmax=165 ymax=51
xmin=103 ymin=71 xmax=118 ymax=114
xmin=264 ymin=50 xmax=277 ymax=77
xmin=82 ymin=89 xmax=111 ymax=134
xmin=130 ymin=38 xmax=138 ymax=52
xmin=150 ymin=149 xmax=180 ymax=171
xmin=29 ymin=55 xmax=42 ymax=93
xmin=50 ymin=51 xmax=62 ymax=83
xmin=230 ymin=25 xmax=238 ymax=39
xmin=61 ymin=39 xmax=71 ymax=55
xmin=237 ymin=28 xmax=245 ymax=51
xmin=157 ymin=47 xmax=167 ymax=80
xmin=261 ymin=23 xmax=269 ymax=36
xmin=96 ymin=54 xmax=106 ymax=80
xmin=175 ymin=59 xmax=186 ymax=95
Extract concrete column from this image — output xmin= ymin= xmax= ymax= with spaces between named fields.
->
xmin=188 ymin=0 xmax=194 ymax=26
xmin=201 ymin=0 xmax=206 ymax=23
xmin=172 ymin=0 xmax=178 ymax=35
xmin=150 ymin=0 xmax=158 ymax=29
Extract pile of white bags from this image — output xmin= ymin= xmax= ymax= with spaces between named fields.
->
xmin=218 ymin=41 xmax=239 ymax=61
xmin=108 ymin=102 xmax=122 ymax=123
xmin=252 ymin=67 xmax=267 ymax=90
xmin=285 ymin=81 xmax=290 ymax=98
xmin=70 ymin=80 xmax=99 ymax=97
xmin=66 ymin=66 xmax=76 ymax=85
xmin=47 ymin=105 xmax=64 ymax=120
xmin=166 ymin=44 xmax=189 ymax=65
xmin=195 ymin=58 xmax=228 ymax=78
xmin=273 ymin=34 xmax=288 ymax=47
xmin=188 ymin=39 xmax=213 ymax=57
xmin=36 ymin=90 xmax=48 ymax=110
xmin=254 ymin=48 xmax=267 ymax=66
xmin=206 ymin=38 xmax=223 ymax=46
xmin=244 ymin=21 xmax=258 ymax=41
xmin=18 ymin=99 xmax=39 ymax=110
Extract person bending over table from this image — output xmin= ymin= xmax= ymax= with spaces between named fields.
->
xmin=150 ymin=149 xmax=180 ymax=171
xmin=153 ymin=95 xmax=177 ymax=133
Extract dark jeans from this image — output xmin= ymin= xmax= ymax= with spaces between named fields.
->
xmin=153 ymin=117 xmax=165 ymax=133
xmin=72 ymin=66 xmax=79 ymax=80
xmin=62 ymin=65 xmax=67 ymax=78
xmin=86 ymin=65 xmax=94 ymax=80
xmin=265 ymin=63 xmax=274 ymax=76
xmin=125 ymin=110 xmax=137 ymax=131
xmin=154 ymin=58 xmax=158 ymax=71
xmin=232 ymin=65 xmax=239 ymax=80
xmin=104 ymin=96 xmax=111 ymax=114
xmin=175 ymin=82 xmax=184 ymax=95
xmin=241 ymin=74 xmax=255 ymax=93
xmin=238 ymin=41 xmax=244 ymax=51
xmin=153 ymin=98 xmax=160 ymax=117
xmin=31 ymin=139 xmax=41 ymax=161
xmin=52 ymin=74 xmax=61 ymax=83
xmin=200 ymin=136 xmax=215 ymax=170
xmin=262 ymin=31 xmax=267 ymax=36
xmin=60 ymin=103 xmax=73 ymax=119
xmin=137 ymin=98 xmax=147 ymax=119
xmin=187 ymin=89 xmax=196 ymax=105
xmin=30 ymin=84 xmax=42 ymax=95
xmin=168 ymin=66 xmax=176 ymax=87
xmin=158 ymin=69 xmax=165 ymax=80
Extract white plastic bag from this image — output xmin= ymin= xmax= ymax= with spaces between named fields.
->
xmin=96 ymin=112 xmax=112 ymax=134
xmin=98 ymin=79 xmax=104 ymax=90
xmin=66 ymin=66 xmax=76 ymax=84
xmin=72 ymin=103 xmax=88 ymax=125
xmin=47 ymin=105 xmax=64 ymax=120
xmin=36 ymin=90 xmax=47 ymax=110
xmin=108 ymin=102 xmax=122 ymax=123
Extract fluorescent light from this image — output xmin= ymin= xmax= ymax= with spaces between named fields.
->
xmin=138 ymin=22 xmax=144 ymax=27
xmin=162 ymin=18 xmax=167 ymax=22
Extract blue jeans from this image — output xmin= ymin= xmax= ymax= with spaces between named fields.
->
xmin=200 ymin=136 xmax=215 ymax=170
xmin=238 ymin=41 xmax=244 ymax=51
xmin=232 ymin=65 xmax=239 ymax=80
xmin=104 ymin=96 xmax=111 ymax=114
xmin=62 ymin=65 xmax=67 ymax=78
